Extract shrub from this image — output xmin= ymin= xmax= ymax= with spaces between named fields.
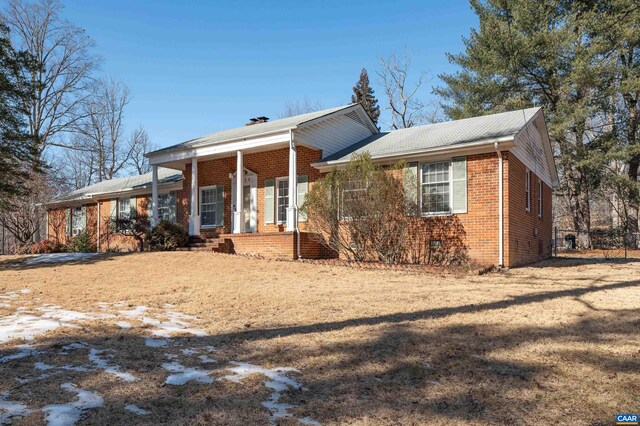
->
xmin=67 ymin=231 xmax=96 ymax=253
xmin=15 ymin=240 xmax=66 ymax=254
xmin=146 ymin=221 xmax=189 ymax=251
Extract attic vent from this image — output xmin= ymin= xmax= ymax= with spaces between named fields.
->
xmin=345 ymin=110 xmax=366 ymax=126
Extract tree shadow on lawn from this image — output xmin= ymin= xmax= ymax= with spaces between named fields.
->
xmin=0 ymin=278 xmax=638 ymax=424
xmin=531 ymin=255 xmax=640 ymax=268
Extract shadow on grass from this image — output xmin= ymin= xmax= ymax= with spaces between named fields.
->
xmin=531 ymin=254 xmax=640 ymax=268
xmin=0 ymin=272 xmax=637 ymax=424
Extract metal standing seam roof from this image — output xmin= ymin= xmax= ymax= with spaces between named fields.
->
xmin=320 ymin=107 xmax=542 ymax=163
xmin=52 ymin=167 xmax=183 ymax=204
xmin=146 ymin=104 xmax=363 ymax=156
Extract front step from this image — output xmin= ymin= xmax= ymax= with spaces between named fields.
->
xmin=180 ymin=237 xmax=233 ymax=254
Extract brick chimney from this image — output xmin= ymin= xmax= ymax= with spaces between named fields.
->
xmin=246 ymin=116 xmax=269 ymax=126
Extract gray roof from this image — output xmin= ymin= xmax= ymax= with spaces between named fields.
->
xmin=320 ymin=107 xmax=541 ymax=163
xmin=148 ymin=104 xmax=362 ymax=155
xmin=52 ymin=167 xmax=182 ymax=204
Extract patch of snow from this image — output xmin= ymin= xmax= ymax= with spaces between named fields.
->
xmin=162 ymin=362 xmax=213 ymax=385
xmin=145 ymin=338 xmax=169 ymax=348
xmin=0 ymin=392 xmax=32 ymax=424
xmin=23 ymin=253 xmax=99 ymax=265
xmin=0 ymin=345 xmax=37 ymax=364
xmin=124 ymin=404 xmax=148 ymax=415
xmin=220 ymin=362 xmax=317 ymax=425
xmin=35 ymin=362 xmax=90 ymax=373
xmin=199 ymin=355 xmax=216 ymax=364
xmin=116 ymin=321 xmax=132 ymax=329
xmin=180 ymin=348 xmax=197 ymax=355
xmin=42 ymin=383 xmax=103 ymax=426
xmin=59 ymin=342 xmax=88 ymax=354
xmin=88 ymin=349 xmax=136 ymax=382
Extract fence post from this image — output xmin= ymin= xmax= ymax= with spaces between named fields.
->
xmin=554 ymin=226 xmax=558 ymax=257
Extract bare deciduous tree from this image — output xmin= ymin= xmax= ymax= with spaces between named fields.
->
xmin=72 ymin=78 xmax=138 ymax=181
xmin=377 ymin=51 xmax=439 ymax=129
xmin=280 ymin=96 xmax=322 ymax=118
xmin=127 ymin=126 xmax=155 ymax=175
xmin=1 ymin=0 xmax=99 ymax=155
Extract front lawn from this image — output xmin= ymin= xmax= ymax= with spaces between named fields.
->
xmin=0 ymin=252 xmax=637 ymax=425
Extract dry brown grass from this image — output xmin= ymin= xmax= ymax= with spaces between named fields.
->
xmin=0 ymin=252 xmax=638 ymax=425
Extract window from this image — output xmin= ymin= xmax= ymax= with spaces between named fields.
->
xmin=147 ymin=191 xmax=178 ymax=223
xmin=525 ymin=170 xmax=531 ymax=212
xmin=276 ymin=178 xmax=289 ymax=223
xmin=118 ymin=197 xmax=135 ymax=231
xmin=71 ymin=207 xmax=85 ymax=236
xmin=200 ymin=187 xmax=218 ymax=227
xmin=538 ymin=180 xmax=543 ymax=218
xmin=340 ymin=179 xmax=368 ymax=219
xmin=421 ymin=161 xmax=450 ymax=214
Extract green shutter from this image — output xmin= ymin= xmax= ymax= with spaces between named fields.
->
xmin=297 ymin=175 xmax=308 ymax=221
xmin=65 ymin=208 xmax=71 ymax=236
xmin=451 ymin=157 xmax=467 ymax=213
xmin=264 ymin=179 xmax=275 ymax=224
xmin=403 ymin=162 xmax=419 ymax=215
xmin=216 ymin=185 xmax=224 ymax=227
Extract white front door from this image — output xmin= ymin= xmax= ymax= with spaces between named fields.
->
xmin=231 ymin=170 xmax=257 ymax=233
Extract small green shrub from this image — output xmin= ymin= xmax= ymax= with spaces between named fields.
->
xmin=67 ymin=231 xmax=96 ymax=253
xmin=146 ymin=221 xmax=189 ymax=251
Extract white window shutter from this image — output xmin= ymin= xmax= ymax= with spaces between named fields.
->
xmin=297 ymin=175 xmax=308 ymax=221
xmin=216 ymin=185 xmax=224 ymax=227
xmin=65 ymin=208 xmax=71 ymax=236
xmin=451 ymin=157 xmax=467 ymax=213
xmin=109 ymin=199 xmax=117 ymax=231
xmin=403 ymin=162 xmax=418 ymax=215
xmin=264 ymin=179 xmax=275 ymax=224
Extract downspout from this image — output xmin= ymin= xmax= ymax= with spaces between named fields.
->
xmin=97 ymin=200 xmax=101 ymax=252
xmin=494 ymin=142 xmax=504 ymax=267
xmin=290 ymin=129 xmax=301 ymax=260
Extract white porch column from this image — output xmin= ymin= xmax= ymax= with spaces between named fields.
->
xmin=151 ymin=165 xmax=159 ymax=228
xmin=189 ymin=158 xmax=200 ymax=236
xmin=286 ymin=130 xmax=298 ymax=232
xmin=233 ymin=150 xmax=244 ymax=234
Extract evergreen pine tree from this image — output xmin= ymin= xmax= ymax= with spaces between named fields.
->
xmin=351 ymin=68 xmax=380 ymax=126
xmin=0 ymin=23 xmax=37 ymax=211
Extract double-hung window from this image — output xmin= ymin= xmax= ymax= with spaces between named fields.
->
xmin=340 ymin=179 xmax=368 ymax=219
xmin=421 ymin=161 xmax=451 ymax=214
xmin=276 ymin=178 xmax=289 ymax=224
xmin=118 ymin=197 xmax=135 ymax=231
xmin=200 ymin=187 xmax=218 ymax=227
xmin=71 ymin=206 xmax=86 ymax=236
xmin=157 ymin=192 xmax=177 ymax=223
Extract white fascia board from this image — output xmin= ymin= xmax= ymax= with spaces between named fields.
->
xmin=312 ymin=137 xmax=516 ymax=171
xmin=148 ymin=131 xmax=291 ymax=165
xmin=297 ymin=104 xmax=379 ymax=134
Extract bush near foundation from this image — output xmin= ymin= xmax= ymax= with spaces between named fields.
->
xmin=146 ymin=221 xmax=189 ymax=251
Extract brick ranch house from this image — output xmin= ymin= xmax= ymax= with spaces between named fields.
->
xmin=46 ymin=104 xmax=558 ymax=267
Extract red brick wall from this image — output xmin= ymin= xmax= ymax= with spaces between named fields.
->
xmin=179 ymin=146 xmax=323 ymax=234
xmin=505 ymin=152 xmax=553 ymax=266
xmin=222 ymin=231 xmax=336 ymax=259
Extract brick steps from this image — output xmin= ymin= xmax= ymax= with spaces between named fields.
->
xmin=178 ymin=236 xmax=233 ymax=253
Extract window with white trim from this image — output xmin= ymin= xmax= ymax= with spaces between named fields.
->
xmin=276 ymin=178 xmax=289 ymax=223
xmin=525 ymin=170 xmax=531 ymax=212
xmin=71 ymin=207 xmax=85 ymax=236
xmin=157 ymin=192 xmax=177 ymax=223
xmin=118 ymin=197 xmax=135 ymax=232
xmin=340 ymin=179 xmax=368 ymax=219
xmin=421 ymin=161 xmax=451 ymax=214
xmin=200 ymin=187 xmax=218 ymax=227
xmin=538 ymin=179 xmax=542 ymax=218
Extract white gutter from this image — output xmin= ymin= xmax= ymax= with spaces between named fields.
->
xmin=312 ymin=136 xmax=516 ymax=170
xmin=494 ymin=142 xmax=504 ymax=268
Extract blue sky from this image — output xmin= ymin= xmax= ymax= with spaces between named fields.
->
xmin=59 ymin=0 xmax=478 ymax=149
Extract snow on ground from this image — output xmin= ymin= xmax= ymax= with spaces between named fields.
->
xmin=0 ymin=289 xmax=319 ymax=425
xmin=0 ymin=392 xmax=32 ymax=424
xmin=42 ymin=383 xmax=103 ymax=426
xmin=22 ymin=253 xmax=100 ymax=265
xmin=124 ymin=404 xmax=148 ymax=415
